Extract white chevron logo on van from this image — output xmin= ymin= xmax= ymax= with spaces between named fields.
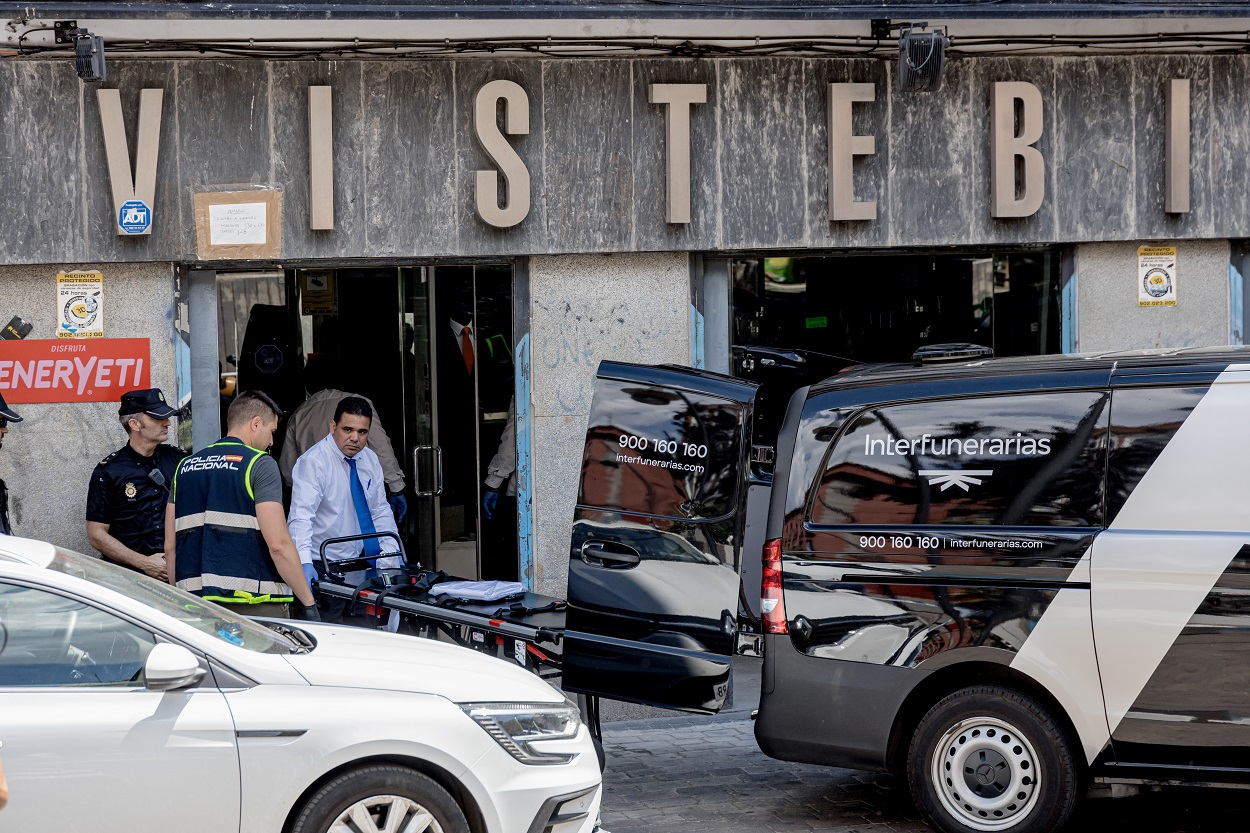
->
xmin=918 ymin=469 xmax=993 ymax=491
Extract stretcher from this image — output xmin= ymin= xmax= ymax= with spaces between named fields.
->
xmin=310 ymin=532 xmax=603 ymax=741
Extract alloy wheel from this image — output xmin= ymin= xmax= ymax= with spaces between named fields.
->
xmin=328 ymin=794 xmax=444 ymax=833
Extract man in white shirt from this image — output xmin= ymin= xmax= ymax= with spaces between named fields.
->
xmin=287 ymin=397 xmax=403 ymax=603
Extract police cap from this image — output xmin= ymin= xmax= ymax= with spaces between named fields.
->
xmin=0 ymin=391 xmax=21 ymax=423
xmin=119 ymin=388 xmax=178 ymax=420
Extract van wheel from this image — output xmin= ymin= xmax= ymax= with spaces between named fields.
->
xmin=907 ymin=686 xmax=1079 ymax=833
xmin=291 ymin=765 xmax=469 ymax=833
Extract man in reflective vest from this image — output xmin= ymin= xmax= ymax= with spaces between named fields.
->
xmin=164 ymin=390 xmax=317 ymax=619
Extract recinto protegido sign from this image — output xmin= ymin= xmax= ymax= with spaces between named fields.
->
xmin=0 ymin=338 xmax=151 ymax=403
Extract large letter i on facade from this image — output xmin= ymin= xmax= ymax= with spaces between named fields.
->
xmin=1165 ymin=79 xmax=1191 ymax=214
xmin=309 ymin=85 xmax=335 ymax=230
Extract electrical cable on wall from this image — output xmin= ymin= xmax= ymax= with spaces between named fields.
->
xmin=6 ymin=22 xmax=1250 ymax=61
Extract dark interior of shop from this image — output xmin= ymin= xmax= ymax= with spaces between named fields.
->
xmin=728 ymin=250 xmax=1064 ymax=447
xmin=731 ymin=250 xmax=1063 ymax=363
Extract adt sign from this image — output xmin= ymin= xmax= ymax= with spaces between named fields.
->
xmin=118 ymin=200 xmax=152 ymax=235
xmin=255 ymin=344 xmax=284 ymax=374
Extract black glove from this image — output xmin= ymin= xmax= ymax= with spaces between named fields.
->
xmin=294 ymin=600 xmax=322 ymax=622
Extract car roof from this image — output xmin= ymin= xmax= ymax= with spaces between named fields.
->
xmin=812 ymin=345 xmax=1250 ymax=396
xmin=0 ymin=536 xmax=57 ymax=568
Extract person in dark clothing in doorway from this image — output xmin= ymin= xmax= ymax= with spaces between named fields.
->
xmin=0 ymin=393 xmax=21 ymax=536
xmin=86 ymin=388 xmax=184 ymax=579
xmin=481 ymin=396 xmax=519 ymax=581
xmin=436 ymin=280 xmax=480 ymax=547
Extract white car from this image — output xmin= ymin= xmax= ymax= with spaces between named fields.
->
xmin=0 ymin=537 xmax=601 ymax=833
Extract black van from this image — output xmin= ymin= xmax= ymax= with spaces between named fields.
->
xmin=562 ymin=346 xmax=1250 ymax=833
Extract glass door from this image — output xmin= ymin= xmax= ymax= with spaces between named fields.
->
xmin=405 ymin=265 xmax=515 ymax=579
xmin=401 ymin=267 xmax=437 ymax=570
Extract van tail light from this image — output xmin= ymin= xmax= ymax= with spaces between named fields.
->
xmin=761 ymin=538 xmax=788 ymax=635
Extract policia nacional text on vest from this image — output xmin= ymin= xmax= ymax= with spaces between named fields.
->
xmin=172 ymin=439 xmax=293 ymax=606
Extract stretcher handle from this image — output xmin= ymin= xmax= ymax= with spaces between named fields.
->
xmin=316 ymin=531 xmax=406 ymax=576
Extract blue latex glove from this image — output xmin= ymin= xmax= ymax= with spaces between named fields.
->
xmin=302 ymin=562 xmax=318 ymax=590
xmin=482 ymin=488 xmax=499 ymax=521
xmin=388 ymin=492 xmax=408 ymax=523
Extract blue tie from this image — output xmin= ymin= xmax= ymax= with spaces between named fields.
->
xmin=346 ymin=457 xmax=382 ymax=557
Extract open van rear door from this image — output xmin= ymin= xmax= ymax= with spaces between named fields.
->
xmin=562 ymin=362 xmax=759 ymax=713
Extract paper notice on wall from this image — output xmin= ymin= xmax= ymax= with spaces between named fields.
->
xmin=56 ymin=271 xmax=105 ymax=339
xmin=1138 ymin=246 xmax=1178 ymax=307
xmin=209 ymin=202 xmax=268 ymax=245
xmin=193 ymin=190 xmax=282 ymax=261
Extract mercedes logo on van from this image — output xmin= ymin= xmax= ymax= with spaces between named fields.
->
xmin=918 ymin=469 xmax=993 ymax=491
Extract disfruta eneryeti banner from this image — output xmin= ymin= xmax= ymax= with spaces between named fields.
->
xmin=0 ymin=338 xmax=151 ymax=403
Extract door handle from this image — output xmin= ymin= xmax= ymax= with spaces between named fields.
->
xmin=413 ymin=445 xmax=444 ymax=497
xmin=580 ymin=541 xmax=641 ymax=569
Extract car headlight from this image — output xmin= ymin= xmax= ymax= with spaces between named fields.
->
xmin=459 ymin=702 xmax=582 ymax=765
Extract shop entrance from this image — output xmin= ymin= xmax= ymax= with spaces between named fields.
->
xmin=213 ymin=264 xmax=517 ymax=581
xmin=725 ymin=250 xmax=1066 ymax=446
xmin=731 ymin=250 xmax=1064 ymax=362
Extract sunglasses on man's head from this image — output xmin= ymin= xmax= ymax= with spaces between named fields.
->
xmin=0 ymin=418 xmax=7 ymax=429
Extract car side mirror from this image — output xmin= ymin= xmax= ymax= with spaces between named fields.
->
xmin=144 ymin=643 xmax=206 ymax=692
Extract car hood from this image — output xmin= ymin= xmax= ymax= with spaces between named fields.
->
xmin=282 ymin=624 xmax=565 ymax=704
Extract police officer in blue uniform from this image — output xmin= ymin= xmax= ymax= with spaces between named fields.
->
xmin=164 ymin=390 xmax=317 ymax=620
xmin=0 ymin=393 xmax=22 ymax=536
xmin=86 ymin=389 xmax=184 ymax=579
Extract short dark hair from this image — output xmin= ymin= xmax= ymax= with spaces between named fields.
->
xmin=333 ymin=396 xmax=373 ymax=425
xmin=227 ymin=390 xmax=283 ymax=430
xmin=302 ymin=353 xmax=339 ymax=396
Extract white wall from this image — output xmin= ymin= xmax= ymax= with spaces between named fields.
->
xmin=1075 ymin=240 xmax=1231 ymax=352
xmin=527 ymin=252 xmax=691 ymax=597
xmin=0 ymin=262 xmax=177 ymax=553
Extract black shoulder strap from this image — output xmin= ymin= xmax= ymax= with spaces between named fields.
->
xmin=0 ymin=478 xmax=10 ymax=536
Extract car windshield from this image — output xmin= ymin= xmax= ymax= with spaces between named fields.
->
xmin=47 ymin=547 xmax=299 ymax=654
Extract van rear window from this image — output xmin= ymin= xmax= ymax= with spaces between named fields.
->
xmin=579 ymin=379 xmax=744 ymax=521
xmin=810 ymin=391 xmax=1109 ymax=528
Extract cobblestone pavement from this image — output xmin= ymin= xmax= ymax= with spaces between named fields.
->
xmin=599 ymin=714 xmax=1250 ymax=833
